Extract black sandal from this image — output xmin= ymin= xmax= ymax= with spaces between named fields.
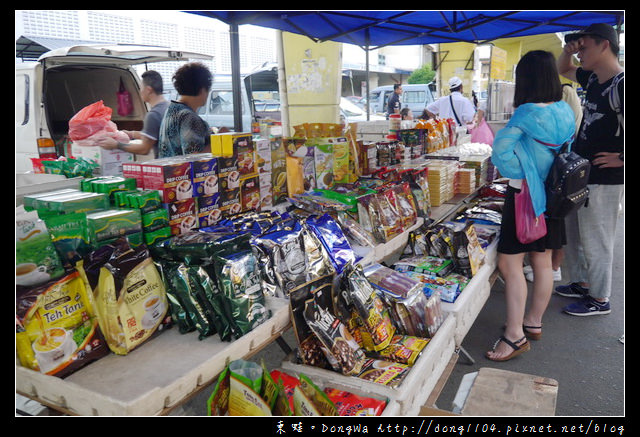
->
xmin=523 ymin=325 xmax=542 ymax=341
xmin=486 ymin=335 xmax=531 ymax=362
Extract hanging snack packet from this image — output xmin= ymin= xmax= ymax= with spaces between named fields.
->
xmin=214 ymin=250 xmax=270 ymax=338
xmin=16 ymin=209 xmax=65 ymax=287
xmin=342 ymin=263 xmax=395 ymax=352
xmin=16 ymin=271 xmax=110 ymax=378
xmin=77 ymin=237 xmax=169 ymax=355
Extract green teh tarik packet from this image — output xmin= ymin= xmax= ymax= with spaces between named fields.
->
xmin=44 ymin=212 xmax=92 ymax=270
xmin=16 ymin=209 xmax=65 ymax=286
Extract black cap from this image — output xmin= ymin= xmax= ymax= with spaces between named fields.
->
xmin=564 ymin=23 xmax=619 ymax=51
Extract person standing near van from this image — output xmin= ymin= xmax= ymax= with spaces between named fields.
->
xmin=387 ymin=84 xmax=402 ymax=118
xmin=96 ymin=70 xmax=168 ymax=158
xmin=425 ymin=76 xmax=476 ymax=127
xmin=158 ymin=62 xmax=213 ymax=158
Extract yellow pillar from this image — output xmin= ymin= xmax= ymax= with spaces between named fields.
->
xmin=280 ymin=32 xmax=343 ymax=136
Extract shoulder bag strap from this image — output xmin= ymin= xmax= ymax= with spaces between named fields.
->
xmin=449 ymin=95 xmax=462 ymax=126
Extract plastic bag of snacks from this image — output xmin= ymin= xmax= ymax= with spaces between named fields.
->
xmin=340 ymin=263 xmax=396 ymax=352
xmin=363 ymin=263 xmax=431 ymax=338
xmin=16 ymin=271 xmax=110 ymax=377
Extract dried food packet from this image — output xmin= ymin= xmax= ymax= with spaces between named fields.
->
xmin=303 ymin=285 xmax=367 ymax=376
xmin=207 ymin=365 xmax=230 ymax=416
xmin=228 ymin=359 xmax=271 ymax=416
xmin=298 ymin=373 xmax=337 ymax=416
xmin=324 ymin=388 xmax=387 ymax=416
xmin=342 ymin=263 xmax=395 ymax=352
xmin=356 ymin=359 xmax=411 ymax=388
xmin=336 ymin=212 xmax=376 ymax=248
xmin=370 ymin=334 xmax=429 ymax=366
xmin=364 ymin=263 xmax=430 ymax=337
xmin=374 ymin=190 xmax=403 ymax=241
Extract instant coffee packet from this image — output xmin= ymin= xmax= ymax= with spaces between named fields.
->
xmin=290 ymin=275 xmax=335 ymax=370
xmin=16 ymin=271 xmax=110 ymax=377
xmin=303 ymin=284 xmax=367 ymax=377
xmin=213 ymin=250 xmax=271 ymax=338
xmin=76 ymin=237 xmax=170 ymax=355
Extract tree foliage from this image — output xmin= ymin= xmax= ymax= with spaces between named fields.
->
xmin=408 ymin=64 xmax=435 ymax=84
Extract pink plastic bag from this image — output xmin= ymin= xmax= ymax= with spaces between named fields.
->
xmin=470 ymin=118 xmax=494 ymax=146
xmin=515 ymin=180 xmax=547 ymax=244
xmin=117 ymin=77 xmax=134 ymax=117
xmin=68 ymin=101 xmax=117 ymax=141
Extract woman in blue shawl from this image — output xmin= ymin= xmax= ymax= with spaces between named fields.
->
xmin=486 ymin=51 xmax=575 ymax=361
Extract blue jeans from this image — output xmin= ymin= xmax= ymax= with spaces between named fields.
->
xmin=563 ymin=184 xmax=624 ymax=300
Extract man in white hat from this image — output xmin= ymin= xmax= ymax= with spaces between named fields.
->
xmin=425 ymin=76 xmax=476 ymax=127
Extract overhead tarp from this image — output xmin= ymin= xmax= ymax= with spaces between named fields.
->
xmin=187 ymin=10 xmax=624 ymax=49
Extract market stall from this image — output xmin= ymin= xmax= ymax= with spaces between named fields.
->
xmin=16 ymin=111 xmax=505 ymax=416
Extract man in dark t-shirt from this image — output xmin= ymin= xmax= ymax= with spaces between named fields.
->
xmin=556 ymin=23 xmax=624 ymax=317
xmin=96 ymin=70 xmax=169 ymax=158
xmin=386 ymin=83 xmax=402 ymax=118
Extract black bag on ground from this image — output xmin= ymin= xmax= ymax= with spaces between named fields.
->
xmin=538 ymin=139 xmax=591 ymax=219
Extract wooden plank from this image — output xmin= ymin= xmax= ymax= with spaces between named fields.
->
xmin=461 ymin=367 xmax=558 ymax=416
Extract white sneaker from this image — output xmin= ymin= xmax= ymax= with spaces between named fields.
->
xmin=523 ymin=266 xmax=561 ymax=282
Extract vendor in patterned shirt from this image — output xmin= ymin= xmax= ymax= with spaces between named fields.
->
xmin=158 ymin=62 xmax=213 ymax=158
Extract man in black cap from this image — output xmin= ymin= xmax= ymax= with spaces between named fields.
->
xmin=556 ymin=23 xmax=624 ymax=317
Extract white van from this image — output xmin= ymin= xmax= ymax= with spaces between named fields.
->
xmin=368 ymin=83 xmax=436 ymax=118
xmin=196 ymin=78 xmax=253 ymax=132
xmin=15 ymin=45 xmax=212 ymax=173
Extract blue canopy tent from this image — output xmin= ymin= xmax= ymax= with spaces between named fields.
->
xmin=186 ymin=10 xmax=624 ymax=129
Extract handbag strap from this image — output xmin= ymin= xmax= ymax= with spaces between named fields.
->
xmin=533 ymin=136 xmax=574 ymax=156
xmin=449 ymin=95 xmax=462 ymax=126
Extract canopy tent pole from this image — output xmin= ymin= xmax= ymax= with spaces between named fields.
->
xmin=229 ymin=20 xmax=243 ymax=132
xmin=365 ymin=29 xmax=370 ymax=121
xmin=276 ymin=30 xmax=290 ymax=137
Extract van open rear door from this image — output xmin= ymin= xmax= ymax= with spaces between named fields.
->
xmin=38 ymin=44 xmax=213 ymax=66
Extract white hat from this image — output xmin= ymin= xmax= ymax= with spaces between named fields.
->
xmin=449 ymin=76 xmax=463 ymax=89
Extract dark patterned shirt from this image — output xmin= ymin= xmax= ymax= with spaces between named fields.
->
xmin=158 ymin=101 xmax=210 ymax=158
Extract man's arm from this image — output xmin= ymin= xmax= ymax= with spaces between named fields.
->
xmin=557 ymin=39 xmax=581 ymax=83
